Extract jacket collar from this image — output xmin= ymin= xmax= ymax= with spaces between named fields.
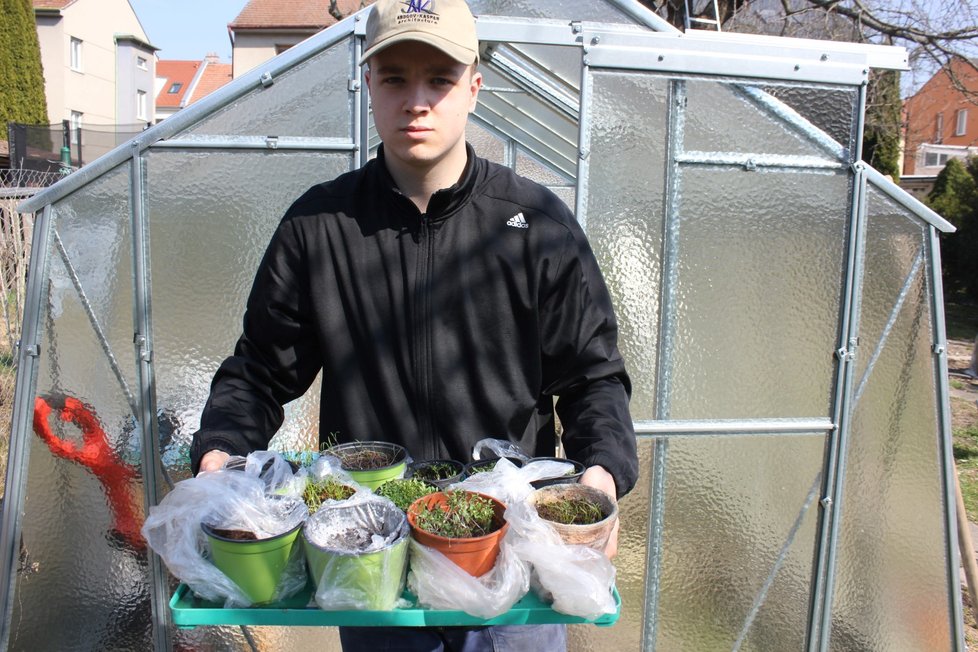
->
xmin=375 ymin=143 xmax=481 ymax=222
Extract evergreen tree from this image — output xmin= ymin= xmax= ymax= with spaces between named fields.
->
xmin=0 ymin=0 xmax=48 ymax=129
xmin=862 ymin=69 xmax=902 ymax=180
xmin=928 ymin=157 xmax=978 ymax=300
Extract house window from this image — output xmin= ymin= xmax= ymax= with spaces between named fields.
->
xmin=924 ymin=152 xmax=950 ymax=167
xmin=137 ymin=90 xmax=147 ymax=120
xmin=137 ymin=56 xmax=147 ymax=70
xmin=935 ymin=113 xmax=943 ymax=143
xmin=69 ymin=111 xmax=83 ymax=150
xmin=70 ymin=37 xmax=83 ymax=71
xmin=167 ymin=82 xmax=182 ymax=94
xmin=956 ymin=109 xmax=968 ymax=137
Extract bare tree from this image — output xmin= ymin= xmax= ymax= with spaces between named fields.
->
xmin=641 ymin=0 xmax=978 ymax=97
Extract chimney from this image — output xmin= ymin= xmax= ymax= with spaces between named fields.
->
xmin=205 ymin=52 xmax=220 ymax=64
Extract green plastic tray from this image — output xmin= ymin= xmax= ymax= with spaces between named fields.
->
xmin=170 ymin=583 xmax=621 ymax=629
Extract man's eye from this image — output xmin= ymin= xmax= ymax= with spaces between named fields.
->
xmin=383 ymin=76 xmax=404 ymax=84
xmin=432 ymin=77 xmax=452 ymax=86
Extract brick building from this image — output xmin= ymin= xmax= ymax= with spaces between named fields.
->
xmin=903 ymin=57 xmax=978 ymax=178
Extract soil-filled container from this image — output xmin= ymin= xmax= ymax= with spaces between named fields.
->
xmin=201 ymin=521 xmax=304 ymax=605
xmin=324 ymin=441 xmax=408 ymax=490
xmin=407 ymin=490 xmax=508 ymax=577
xmin=528 ymin=484 xmax=618 ymax=552
xmin=525 ymin=457 xmax=586 ymax=489
xmin=462 ymin=456 xmax=524 ymax=478
xmin=302 ymin=499 xmax=410 ymax=611
xmin=407 ymin=459 xmax=465 ymax=489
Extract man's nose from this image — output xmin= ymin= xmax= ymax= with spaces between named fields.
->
xmin=404 ymin=83 xmax=430 ymax=113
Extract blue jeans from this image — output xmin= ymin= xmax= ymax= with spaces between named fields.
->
xmin=338 ymin=624 xmax=567 ymax=651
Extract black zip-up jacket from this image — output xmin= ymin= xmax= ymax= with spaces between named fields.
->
xmin=190 ymin=145 xmax=639 ymax=498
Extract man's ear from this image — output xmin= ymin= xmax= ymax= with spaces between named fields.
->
xmin=469 ymin=70 xmax=483 ymax=111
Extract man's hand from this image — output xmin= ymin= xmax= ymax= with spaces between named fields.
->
xmin=198 ymin=449 xmax=231 ymax=474
xmin=579 ymin=465 xmax=620 ymax=559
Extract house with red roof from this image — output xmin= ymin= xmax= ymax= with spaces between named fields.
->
xmin=902 ymin=57 xmax=978 ymax=181
xmin=155 ymin=55 xmax=233 ymax=122
xmin=228 ymin=0 xmax=372 ymax=78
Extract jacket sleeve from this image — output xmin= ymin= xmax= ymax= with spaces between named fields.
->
xmin=540 ymin=218 xmax=639 ymax=499
xmin=189 ymin=214 xmax=323 ymax=474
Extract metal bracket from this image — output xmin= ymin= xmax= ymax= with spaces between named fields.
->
xmin=932 ymin=343 xmax=946 ymax=355
xmin=260 ymin=72 xmax=274 ymax=88
xmin=265 ymin=136 xmax=279 ymax=150
xmin=820 ymin=496 xmax=832 ymax=509
xmin=23 ymin=344 xmax=39 ymax=358
xmin=348 ymin=79 xmax=361 ymax=92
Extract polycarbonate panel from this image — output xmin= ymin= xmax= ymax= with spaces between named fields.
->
xmin=516 ymin=149 xmax=570 ymax=187
xmin=466 ymin=120 xmax=506 ymax=164
xmin=685 ymin=78 xmax=844 ymax=159
xmin=828 ymin=187 xmax=952 ymax=652
xmin=657 ymin=435 xmax=824 ymax=652
xmin=469 ymin=0 xmax=636 ymax=22
xmin=763 ymin=83 xmax=858 ymax=151
xmin=11 ymin=166 xmax=152 ymax=650
xmin=670 ymin=168 xmax=848 ymax=419
xmin=568 ymin=436 xmax=652 ymax=650
xmin=174 ymin=624 xmax=342 ymax=650
xmin=145 ymin=150 xmax=352 ymax=477
xmin=181 ymin=42 xmax=353 ymax=138
xmin=584 ymin=70 xmax=669 ymax=421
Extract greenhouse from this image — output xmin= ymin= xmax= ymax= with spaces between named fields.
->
xmin=0 ymin=0 xmax=962 ymax=650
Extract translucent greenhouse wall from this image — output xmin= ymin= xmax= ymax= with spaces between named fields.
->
xmin=0 ymin=2 xmax=960 ymax=651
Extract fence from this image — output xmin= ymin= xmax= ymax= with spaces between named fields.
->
xmin=7 ymin=122 xmax=146 ymax=178
xmin=0 ymin=186 xmax=35 ymax=500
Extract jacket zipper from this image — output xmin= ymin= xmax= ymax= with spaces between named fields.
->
xmin=417 ymin=213 xmax=435 ymax=458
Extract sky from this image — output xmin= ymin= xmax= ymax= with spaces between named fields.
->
xmin=130 ymin=0 xmax=250 ymax=62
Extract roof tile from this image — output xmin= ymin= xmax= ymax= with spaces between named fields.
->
xmin=229 ymin=0 xmax=371 ymax=30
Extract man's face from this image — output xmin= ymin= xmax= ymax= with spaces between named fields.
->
xmin=366 ymin=41 xmax=482 ymax=175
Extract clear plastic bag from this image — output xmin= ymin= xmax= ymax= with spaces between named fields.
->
xmin=454 ymin=443 xmax=617 ymax=619
xmin=304 ymin=493 xmax=410 ymax=611
xmin=142 ymin=451 xmax=309 ymax=607
xmin=505 ymin=499 xmax=617 ymax=620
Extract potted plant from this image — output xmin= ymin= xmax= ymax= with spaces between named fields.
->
xmin=407 ymin=459 xmax=465 ymax=488
xmin=528 ymin=484 xmax=618 ymax=552
xmin=462 ymin=456 xmax=524 ymax=478
xmin=323 ymin=441 xmax=408 ymax=490
xmin=303 ymin=476 xmax=357 ymax=513
xmin=201 ymin=518 xmax=304 ymax=605
xmin=524 ymin=457 xmax=586 ymax=489
xmin=302 ymin=499 xmax=410 ymax=610
xmin=407 ymin=490 xmax=508 ymax=577
xmin=375 ymin=477 xmax=437 ymax=512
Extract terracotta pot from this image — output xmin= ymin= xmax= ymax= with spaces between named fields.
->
xmin=528 ymin=484 xmax=618 ymax=552
xmin=407 ymin=491 xmax=508 ymax=577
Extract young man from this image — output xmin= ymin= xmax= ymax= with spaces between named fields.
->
xmin=190 ymin=0 xmax=638 ymax=648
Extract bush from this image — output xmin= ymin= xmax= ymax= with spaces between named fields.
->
xmin=929 ymin=157 xmax=978 ymax=301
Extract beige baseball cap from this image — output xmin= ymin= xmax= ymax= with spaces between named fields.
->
xmin=360 ymin=0 xmax=479 ymax=66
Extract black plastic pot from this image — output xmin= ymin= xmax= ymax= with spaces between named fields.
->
xmin=463 ymin=456 xmax=525 ymax=478
xmin=407 ymin=459 xmax=465 ymax=489
xmin=525 ymin=457 xmax=586 ymax=489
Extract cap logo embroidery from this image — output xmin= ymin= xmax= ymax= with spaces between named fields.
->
xmin=400 ymin=0 xmax=438 ymax=23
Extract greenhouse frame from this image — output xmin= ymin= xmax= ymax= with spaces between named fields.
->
xmin=0 ymin=0 xmax=962 ymax=650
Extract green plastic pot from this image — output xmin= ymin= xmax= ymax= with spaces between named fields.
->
xmin=202 ymin=522 xmax=303 ymax=605
xmin=325 ymin=441 xmax=408 ymax=490
xmin=302 ymin=500 xmax=410 ymax=610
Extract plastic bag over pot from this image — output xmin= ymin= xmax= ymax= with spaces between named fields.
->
xmin=303 ymin=493 xmax=410 ymax=610
xmin=142 ymin=451 xmax=309 ymax=607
